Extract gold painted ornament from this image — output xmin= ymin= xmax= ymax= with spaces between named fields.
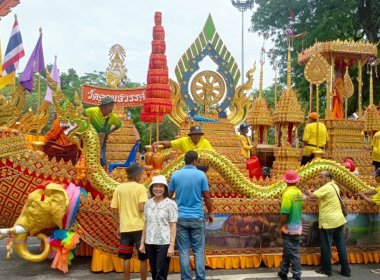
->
xmin=106 ymin=44 xmax=128 ymax=88
xmin=191 ymin=70 xmax=225 ymax=114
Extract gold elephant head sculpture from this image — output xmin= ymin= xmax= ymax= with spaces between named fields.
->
xmin=0 ymin=182 xmax=69 ymax=262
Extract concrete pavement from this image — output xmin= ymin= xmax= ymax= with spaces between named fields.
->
xmin=1 ymin=237 xmax=379 ymax=279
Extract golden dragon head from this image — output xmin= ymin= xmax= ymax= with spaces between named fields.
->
xmin=46 ymin=71 xmax=90 ymax=143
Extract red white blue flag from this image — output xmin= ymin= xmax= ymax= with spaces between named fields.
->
xmin=2 ymin=18 xmax=25 ymax=76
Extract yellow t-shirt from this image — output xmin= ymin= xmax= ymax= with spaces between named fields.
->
xmin=171 ymin=137 xmax=213 ymax=154
xmin=302 ymin=122 xmax=329 ymax=156
xmin=372 ymin=187 xmax=380 ymax=212
xmin=110 ymin=182 xmax=148 ymax=232
xmin=371 ymin=131 xmax=380 ymax=162
xmin=313 ymin=182 xmax=346 ymax=229
xmin=83 ymin=107 xmax=121 ymax=134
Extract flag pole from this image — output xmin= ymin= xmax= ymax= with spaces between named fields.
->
xmin=13 ymin=14 xmax=17 ymax=92
xmin=37 ymin=27 xmax=42 ymax=138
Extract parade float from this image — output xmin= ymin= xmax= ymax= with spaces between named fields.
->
xmin=0 ymin=9 xmax=380 ymax=275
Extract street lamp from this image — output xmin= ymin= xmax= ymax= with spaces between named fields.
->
xmin=231 ymin=0 xmax=254 ymax=84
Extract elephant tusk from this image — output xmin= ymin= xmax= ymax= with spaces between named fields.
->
xmin=0 ymin=225 xmax=28 ymax=236
xmin=13 ymin=232 xmax=51 ymax=262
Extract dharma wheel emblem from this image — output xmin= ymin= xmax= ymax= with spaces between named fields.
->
xmin=191 ymin=70 xmax=225 ymax=113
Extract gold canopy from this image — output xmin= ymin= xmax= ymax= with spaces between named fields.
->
xmin=298 ymin=39 xmax=378 ymax=66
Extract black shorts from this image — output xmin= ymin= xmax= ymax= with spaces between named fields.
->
xmin=118 ymin=230 xmax=148 ymax=261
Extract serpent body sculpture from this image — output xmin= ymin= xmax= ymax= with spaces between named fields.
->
xmin=49 ymin=73 xmax=119 ymax=197
xmin=156 ymin=149 xmax=372 ymax=198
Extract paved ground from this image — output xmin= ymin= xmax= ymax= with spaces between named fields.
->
xmin=1 ymin=237 xmax=379 ymax=279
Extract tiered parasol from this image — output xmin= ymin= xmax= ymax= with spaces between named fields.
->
xmin=142 ymin=11 xmax=172 ymax=143
xmin=246 ymin=36 xmax=273 ymax=145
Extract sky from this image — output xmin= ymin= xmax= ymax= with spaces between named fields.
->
xmin=0 ymin=0 xmax=276 ymax=90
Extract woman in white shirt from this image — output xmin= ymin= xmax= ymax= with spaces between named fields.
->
xmin=139 ymin=175 xmax=178 ymax=280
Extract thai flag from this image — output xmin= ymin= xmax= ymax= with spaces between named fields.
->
xmin=2 ymin=18 xmax=25 ymax=76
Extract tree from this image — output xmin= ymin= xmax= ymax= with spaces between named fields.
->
xmin=250 ymin=0 xmax=380 ymax=116
xmin=128 ymin=107 xmax=179 ymax=153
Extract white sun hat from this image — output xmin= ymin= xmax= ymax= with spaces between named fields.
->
xmin=149 ymin=175 xmax=168 ymax=188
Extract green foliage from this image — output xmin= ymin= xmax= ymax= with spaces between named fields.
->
xmin=128 ymin=106 xmax=179 ymax=153
xmin=250 ymin=0 xmax=380 ymax=116
xmin=2 ymin=67 xmax=178 ymax=151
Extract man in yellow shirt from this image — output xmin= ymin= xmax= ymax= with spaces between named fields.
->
xmin=111 ymin=162 xmax=148 ymax=280
xmin=357 ymin=168 xmax=380 ymax=274
xmin=371 ymin=131 xmax=380 ymax=170
xmin=306 ymin=170 xmax=350 ymax=277
xmin=152 ymin=126 xmax=213 ymax=153
xmin=83 ymin=96 xmax=121 ymax=169
xmin=238 ymin=123 xmax=254 ymax=160
xmin=301 ymin=112 xmax=329 ymax=166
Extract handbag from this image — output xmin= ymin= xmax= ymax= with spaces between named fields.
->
xmin=331 ymin=183 xmax=348 ymax=217
xmin=98 ymin=117 xmax=110 ymax=148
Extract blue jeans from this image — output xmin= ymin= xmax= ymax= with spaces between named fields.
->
xmin=100 ymin=139 xmax=107 ymax=167
xmin=320 ymin=225 xmax=351 ymax=276
xmin=177 ymin=218 xmax=206 ymax=280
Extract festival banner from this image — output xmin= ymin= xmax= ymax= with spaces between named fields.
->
xmin=82 ymin=84 xmax=146 ymax=107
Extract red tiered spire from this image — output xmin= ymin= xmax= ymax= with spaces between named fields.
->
xmin=142 ymin=11 xmax=172 ymax=117
xmin=140 ymin=111 xmax=163 ymax=123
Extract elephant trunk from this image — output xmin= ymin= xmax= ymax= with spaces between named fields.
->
xmin=13 ymin=232 xmax=51 ymax=262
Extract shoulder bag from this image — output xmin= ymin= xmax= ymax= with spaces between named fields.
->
xmin=331 ymin=183 xmax=348 ymax=217
xmin=98 ymin=117 xmax=110 ymax=148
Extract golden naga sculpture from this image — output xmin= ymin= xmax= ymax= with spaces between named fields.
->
xmin=18 ymin=100 xmax=50 ymax=134
xmin=156 ymin=149 xmax=372 ymax=199
xmin=228 ymin=64 xmax=256 ymax=126
xmin=167 ymin=79 xmax=187 ymax=127
xmin=0 ymin=85 xmax=27 ymax=127
xmin=46 ymin=71 xmax=119 ymax=197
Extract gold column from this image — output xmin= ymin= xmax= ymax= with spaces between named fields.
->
xmin=310 ymin=84 xmax=314 ymax=113
xmin=264 ymin=128 xmax=268 ymax=144
xmin=313 ymin=84 xmax=323 ymax=159
xmin=156 ymin=113 xmax=159 ymax=142
xmin=149 ymin=122 xmax=152 ymax=145
xmin=274 ymin=125 xmax=278 ymax=146
xmin=259 ymin=60 xmax=264 ymax=98
xmin=370 ymin=65 xmax=373 ymax=105
xmin=358 ymin=59 xmax=363 ymax=114
xmin=287 ymin=44 xmax=292 ymax=91
xmin=281 ymin=126 xmax=286 ymax=147
xmin=274 ymin=61 xmax=278 ymax=109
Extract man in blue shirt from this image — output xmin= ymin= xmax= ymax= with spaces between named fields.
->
xmin=169 ymin=151 xmax=213 ymax=280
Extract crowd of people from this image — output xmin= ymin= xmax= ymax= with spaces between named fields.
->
xmin=110 ymin=158 xmax=380 ymax=280
xmin=111 ymin=151 xmax=213 ymax=280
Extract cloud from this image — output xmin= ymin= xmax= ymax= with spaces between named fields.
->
xmin=0 ymin=0 xmax=276 ymax=90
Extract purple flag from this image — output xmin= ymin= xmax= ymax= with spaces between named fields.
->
xmin=19 ymin=34 xmax=45 ymax=92
xmin=45 ymin=57 xmax=60 ymax=103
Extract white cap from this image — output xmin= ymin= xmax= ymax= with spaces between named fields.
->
xmin=149 ymin=175 xmax=168 ymax=188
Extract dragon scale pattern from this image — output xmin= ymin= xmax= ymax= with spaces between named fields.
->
xmin=157 ymin=149 xmax=372 ymax=198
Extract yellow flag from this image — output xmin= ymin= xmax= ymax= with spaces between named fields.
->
xmin=0 ymin=31 xmax=2 ymax=73
xmin=0 ymin=31 xmax=15 ymax=90
xmin=0 ymin=72 xmax=15 ymax=90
